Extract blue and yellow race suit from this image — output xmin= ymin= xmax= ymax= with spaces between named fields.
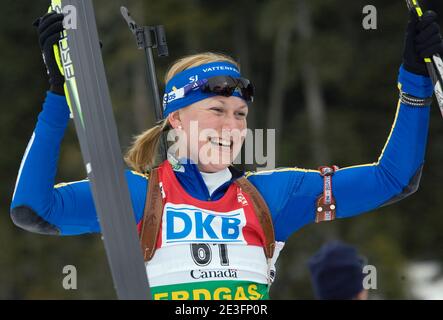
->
xmin=10 ymin=65 xmax=433 ymax=299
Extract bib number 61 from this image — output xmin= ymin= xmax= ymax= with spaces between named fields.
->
xmin=190 ymin=243 xmax=229 ymax=266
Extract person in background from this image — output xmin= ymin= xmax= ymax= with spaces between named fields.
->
xmin=308 ymin=241 xmax=368 ymax=300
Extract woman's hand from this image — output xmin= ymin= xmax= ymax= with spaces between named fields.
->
xmin=33 ymin=11 xmax=65 ymax=95
xmin=403 ymin=9 xmax=443 ymax=76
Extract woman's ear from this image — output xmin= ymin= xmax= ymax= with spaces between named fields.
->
xmin=167 ymin=111 xmax=182 ymax=129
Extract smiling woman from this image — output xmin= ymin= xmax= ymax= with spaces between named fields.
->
xmin=167 ymin=95 xmax=248 ymax=173
xmin=9 ymin=8 xmax=443 ymax=300
xmin=124 ymin=52 xmax=250 ymax=173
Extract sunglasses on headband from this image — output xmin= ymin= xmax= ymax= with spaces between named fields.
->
xmin=200 ymin=76 xmax=254 ymax=102
xmin=163 ymin=76 xmax=255 ymax=107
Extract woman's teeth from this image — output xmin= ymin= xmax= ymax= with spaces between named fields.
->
xmin=209 ymin=137 xmax=232 ymax=148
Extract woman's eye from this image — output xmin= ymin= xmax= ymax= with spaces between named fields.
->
xmin=211 ymin=107 xmax=223 ymax=113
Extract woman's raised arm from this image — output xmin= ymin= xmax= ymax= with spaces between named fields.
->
xmin=10 ymin=92 xmax=147 ymax=235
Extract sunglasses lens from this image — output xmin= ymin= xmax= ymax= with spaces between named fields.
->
xmin=202 ymin=76 xmax=254 ymax=101
xmin=206 ymin=77 xmax=233 ymax=96
xmin=238 ymin=80 xmax=254 ymax=102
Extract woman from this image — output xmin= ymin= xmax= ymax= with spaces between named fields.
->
xmin=10 ymin=10 xmax=443 ymax=299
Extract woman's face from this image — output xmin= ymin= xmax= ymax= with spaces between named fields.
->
xmin=169 ymin=96 xmax=248 ymax=173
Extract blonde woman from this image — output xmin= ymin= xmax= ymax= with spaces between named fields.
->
xmin=11 ymin=10 xmax=443 ymax=299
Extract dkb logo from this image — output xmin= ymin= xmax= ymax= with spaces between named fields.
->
xmin=162 ymin=204 xmax=247 ymax=244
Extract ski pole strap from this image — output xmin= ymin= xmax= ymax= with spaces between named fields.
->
xmin=235 ymin=177 xmax=275 ymax=259
xmin=315 ymin=165 xmax=339 ymax=223
xmin=140 ymin=167 xmax=163 ymax=262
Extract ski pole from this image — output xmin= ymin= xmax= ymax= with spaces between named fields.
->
xmin=405 ymin=0 xmax=443 ymax=115
xmin=121 ymin=7 xmax=169 ymax=163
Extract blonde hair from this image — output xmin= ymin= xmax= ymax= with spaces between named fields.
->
xmin=124 ymin=52 xmax=240 ymax=173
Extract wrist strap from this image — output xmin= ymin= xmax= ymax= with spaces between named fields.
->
xmin=399 ymin=91 xmax=433 ymax=107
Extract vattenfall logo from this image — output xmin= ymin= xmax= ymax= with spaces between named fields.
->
xmin=162 ymin=204 xmax=247 ymax=244
xmin=202 ymin=66 xmax=239 ymax=73
xmin=190 ymin=269 xmax=238 ymax=280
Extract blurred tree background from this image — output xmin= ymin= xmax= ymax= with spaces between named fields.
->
xmin=1 ymin=0 xmax=442 ymax=299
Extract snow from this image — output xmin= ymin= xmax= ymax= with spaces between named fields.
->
xmin=407 ymin=261 xmax=443 ymax=300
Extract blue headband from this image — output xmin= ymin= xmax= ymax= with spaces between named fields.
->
xmin=162 ymin=61 xmax=243 ymax=118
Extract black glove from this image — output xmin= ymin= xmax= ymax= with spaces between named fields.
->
xmin=403 ymin=10 xmax=443 ymax=76
xmin=34 ymin=12 xmax=65 ymax=95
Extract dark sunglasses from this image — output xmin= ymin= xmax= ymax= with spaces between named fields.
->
xmin=200 ymin=76 xmax=254 ymax=102
xmin=164 ymin=76 xmax=255 ymax=107
xmin=177 ymin=76 xmax=254 ymax=102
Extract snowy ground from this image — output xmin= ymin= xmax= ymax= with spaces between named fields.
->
xmin=407 ymin=261 xmax=443 ymax=300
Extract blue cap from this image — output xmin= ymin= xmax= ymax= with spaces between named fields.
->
xmin=308 ymin=241 xmax=365 ymax=300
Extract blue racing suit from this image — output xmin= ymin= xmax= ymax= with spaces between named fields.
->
xmin=10 ymin=65 xmax=433 ymax=243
